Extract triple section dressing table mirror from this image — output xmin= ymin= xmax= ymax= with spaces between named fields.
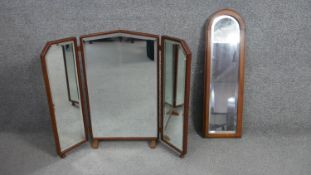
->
xmin=41 ymin=30 xmax=192 ymax=158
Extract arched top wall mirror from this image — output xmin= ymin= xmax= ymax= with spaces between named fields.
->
xmin=203 ymin=9 xmax=245 ymax=138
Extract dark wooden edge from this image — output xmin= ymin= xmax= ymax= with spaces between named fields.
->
xmin=74 ymin=38 xmax=90 ymax=141
xmin=172 ymin=45 xmax=179 ymax=107
xmin=62 ymin=46 xmax=79 ymax=105
xmin=203 ymin=8 xmax=245 ymax=138
xmin=60 ymin=140 xmax=88 ymax=157
xmin=80 ymin=29 xmax=159 ymax=40
xmin=40 ymin=37 xmax=89 ymax=158
xmin=62 ymin=46 xmax=72 ymax=103
xmin=93 ymin=137 xmax=157 ymax=141
xmin=160 ymin=35 xmax=192 ymax=157
xmin=79 ymin=30 xmax=160 ymax=141
xmin=62 ymin=46 xmax=79 ymax=104
xmin=156 ymin=33 xmax=163 ymax=142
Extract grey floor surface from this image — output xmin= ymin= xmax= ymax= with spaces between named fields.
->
xmin=1 ymin=0 xmax=311 ymax=175
xmin=1 ymin=124 xmax=311 ymax=175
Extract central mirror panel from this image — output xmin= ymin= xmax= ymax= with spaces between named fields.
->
xmin=81 ymin=32 xmax=158 ymax=139
xmin=209 ymin=15 xmax=240 ymax=134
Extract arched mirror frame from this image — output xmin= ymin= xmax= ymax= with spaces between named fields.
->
xmin=203 ymin=9 xmax=245 ymax=138
xmin=41 ymin=37 xmax=89 ymax=158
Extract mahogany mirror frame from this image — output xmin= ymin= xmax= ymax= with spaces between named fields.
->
xmin=203 ymin=9 xmax=246 ymax=138
xmin=79 ymin=30 xmax=160 ymax=148
xmin=160 ymin=36 xmax=192 ymax=157
xmin=40 ymin=37 xmax=89 ymax=158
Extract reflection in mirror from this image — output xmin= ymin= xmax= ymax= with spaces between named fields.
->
xmin=45 ymin=42 xmax=85 ymax=151
xmin=162 ymin=40 xmax=186 ymax=151
xmin=82 ymin=34 xmax=158 ymax=138
xmin=62 ymin=44 xmax=80 ymax=105
xmin=209 ymin=15 xmax=240 ymax=134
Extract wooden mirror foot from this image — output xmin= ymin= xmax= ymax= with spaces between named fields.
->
xmin=148 ymin=139 xmax=157 ymax=149
xmin=92 ymin=139 xmax=99 ymax=149
xmin=60 ymin=153 xmax=66 ymax=158
xmin=179 ymin=154 xmax=185 ymax=158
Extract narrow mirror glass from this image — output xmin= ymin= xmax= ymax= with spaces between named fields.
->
xmin=209 ymin=16 xmax=240 ymax=134
xmin=82 ymin=34 xmax=158 ymax=139
xmin=162 ymin=40 xmax=186 ymax=151
xmin=45 ymin=42 xmax=85 ymax=151
xmin=62 ymin=44 xmax=80 ymax=105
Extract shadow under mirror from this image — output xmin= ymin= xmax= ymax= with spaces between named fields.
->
xmin=41 ymin=39 xmax=86 ymax=157
xmin=81 ymin=32 xmax=158 ymax=140
xmin=209 ymin=15 xmax=240 ymax=134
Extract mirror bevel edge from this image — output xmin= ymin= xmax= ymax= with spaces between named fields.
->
xmin=203 ymin=8 xmax=246 ymax=138
xmin=40 ymin=37 xmax=89 ymax=158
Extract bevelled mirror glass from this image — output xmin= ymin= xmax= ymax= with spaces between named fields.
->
xmin=41 ymin=38 xmax=88 ymax=158
xmin=80 ymin=31 xmax=159 ymax=148
xmin=203 ymin=9 xmax=245 ymax=138
xmin=161 ymin=36 xmax=191 ymax=157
